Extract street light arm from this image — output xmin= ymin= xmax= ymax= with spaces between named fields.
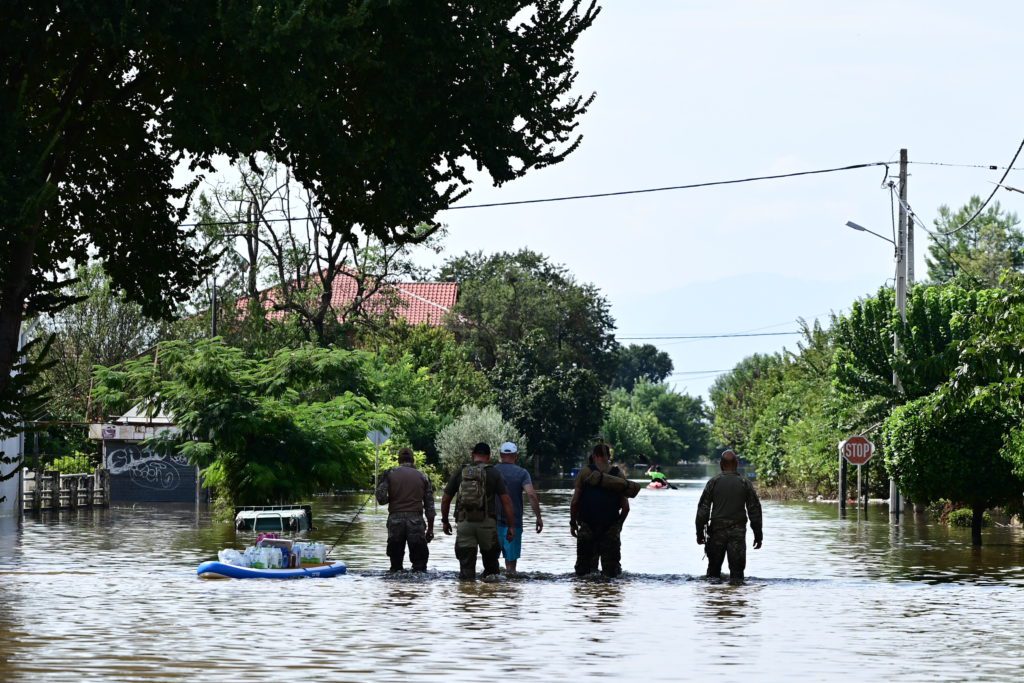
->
xmin=844 ymin=221 xmax=895 ymax=245
xmin=992 ymin=181 xmax=1024 ymax=195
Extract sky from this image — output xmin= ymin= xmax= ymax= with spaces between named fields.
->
xmin=419 ymin=0 xmax=1024 ymax=398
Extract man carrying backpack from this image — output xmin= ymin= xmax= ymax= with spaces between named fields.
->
xmin=441 ymin=442 xmax=517 ymax=580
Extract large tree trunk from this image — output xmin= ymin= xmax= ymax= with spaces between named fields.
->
xmin=971 ymin=504 xmax=984 ymax=547
xmin=0 ymin=228 xmax=38 ymax=405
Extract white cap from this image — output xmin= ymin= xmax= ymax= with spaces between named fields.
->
xmin=499 ymin=442 xmax=519 ymax=455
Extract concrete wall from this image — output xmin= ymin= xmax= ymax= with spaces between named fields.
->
xmin=0 ymin=432 xmax=23 ymax=517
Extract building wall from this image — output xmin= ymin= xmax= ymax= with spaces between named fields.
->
xmin=0 ymin=432 xmax=22 ymax=517
xmin=104 ymin=440 xmax=198 ymax=504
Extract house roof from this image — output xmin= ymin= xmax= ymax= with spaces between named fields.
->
xmin=242 ymin=276 xmax=458 ymax=327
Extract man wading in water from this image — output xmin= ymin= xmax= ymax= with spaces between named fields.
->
xmin=494 ymin=441 xmax=543 ymax=575
xmin=570 ymin=443 xmax=639 ymax=578
xmin=441 ymin=442 xmax=516 ymax=580
xmin=695 ymin=450 xmax=763 ymax=585
xmin=376 ymin=447 xmax=435 ymax=572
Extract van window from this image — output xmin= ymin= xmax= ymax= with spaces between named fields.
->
xmin=254 ymin=516 xmax=284 ymax=531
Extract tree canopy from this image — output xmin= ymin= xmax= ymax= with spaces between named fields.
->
xmin=612 ymin=344 xmax=674 ymax=391
xmin=91 ymin=340 xmax=439 ymax=503
xmin=926 ymin=196 xmax=1024 ymax=286
xmin=441 ymin=249 xmax=617 ymax=378
xmin=882 ymin=393 xmax=1022 ymax=545
xmin=0 ymin=0 xmax=600 ymax=429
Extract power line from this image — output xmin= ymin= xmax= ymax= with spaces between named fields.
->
xmin=618 ymin=331 xmax=800 ymax=340
xmin=444 ymin=161 xmax=891 ymax=210
xmin=175 ymin=160 xmax=891 ymax=227
xmin=891 ymin=188 xmax=985 ymax=286
xmin=668 ymin=369 xmax=730 ymax=375
xmin=909 ymin=161 xmax=1021 ymax=171
xmin=620 ymin=316 xmax=817 ymax=338
xmin=935 ymin=136 xmax=1024 ymax=236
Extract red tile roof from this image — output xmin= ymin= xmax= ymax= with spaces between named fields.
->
xmin=241 ymin=277 xmax=458 ymax=327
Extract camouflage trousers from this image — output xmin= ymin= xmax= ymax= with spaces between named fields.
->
xmin=455 ymin=517 xmax=500 ymax=579
xmin=387 ymin=512 xmax=429 ymax=571
xmin=575 ymin=521 xmax=622 ymax=578
xmin=705 ymin=524 xmax=746 ymax=583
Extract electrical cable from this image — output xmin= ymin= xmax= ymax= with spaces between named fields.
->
xmin=443 ymin=161 xmax=891 ymax=210
xmin=175 ymin=161 xmax=890 ymax=227
xmin=909 ymin=161 xmax=1019 ymax=171
xmin=618 ymin=331 xmax=800 ymax=340
xmin=934 ymin=136 xmax=1024 ymax=236
xmin=667 ymin=369 xmax=731 ymax=375
xmin=890 ymin=191 xmax=984 ymax=286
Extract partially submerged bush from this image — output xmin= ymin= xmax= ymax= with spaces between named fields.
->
xmin=947 ymin=507 xmax=992 ymax=528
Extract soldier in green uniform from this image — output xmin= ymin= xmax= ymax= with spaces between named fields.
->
xmin=695 ymin=450 xmax=763 ymax=585
xmin=375 ymin=447 xmax=435 ymax=572
xmin=440 ymin=442 xmax=516 ymax=580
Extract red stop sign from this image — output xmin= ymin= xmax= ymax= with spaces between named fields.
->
xmin=840 ymin=436 xmax=874 ymax=465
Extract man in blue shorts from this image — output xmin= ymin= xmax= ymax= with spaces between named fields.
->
xmin=494 ymin=442 xmax=543 ymax=574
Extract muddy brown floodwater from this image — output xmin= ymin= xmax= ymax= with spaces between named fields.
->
xmin=2 ymin=471 xmax=1023 ymax=681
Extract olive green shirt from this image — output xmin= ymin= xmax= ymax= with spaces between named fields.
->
xmin=695 ymin=472 xmax=763 ymax=535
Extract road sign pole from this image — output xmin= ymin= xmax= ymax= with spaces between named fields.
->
xmin=840 ymin=436 xmax=875 ymax=520
xmin=374 ymin=442 xmax=380 ymax=511
xmin=857 ymin=464 xmax=862 ymax=515
xmin=366 ymin=428 xmax=392 ymax=513
xmin=839 ymin=450 xmax=847 ymax=518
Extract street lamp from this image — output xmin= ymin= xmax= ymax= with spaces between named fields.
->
xmin=844 ymin=221 xmax=895 ymax=246
xmin=843 ymin=218 xmax=907 ymax=522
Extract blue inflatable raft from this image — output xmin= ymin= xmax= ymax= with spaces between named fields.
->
xmin=197 ymin=560 xmax=347 ymax=580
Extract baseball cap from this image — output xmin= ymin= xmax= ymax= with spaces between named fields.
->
xmin=499 ymin=441 xmax=519 ymax=455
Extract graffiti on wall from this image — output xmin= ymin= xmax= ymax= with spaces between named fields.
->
xmin=106 ymin=445 xmax=191 ymax=491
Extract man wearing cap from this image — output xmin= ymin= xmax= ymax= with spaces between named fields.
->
xmin=494 ymin=441 xmax=543 ymax=575
xmin=375 ymin=447 xmax=435 ymax=572
xmin=441 ymin=442 xmax=517 ymax=580
xmin=695 ymin=450 xmax=763 ymax=584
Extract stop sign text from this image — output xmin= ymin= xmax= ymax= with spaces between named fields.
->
xmin=840 ymin=436 xmax=874 ymax=465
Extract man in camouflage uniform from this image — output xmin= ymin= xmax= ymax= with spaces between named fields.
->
xmin=695 ymin=450 xmax=763 ymax=584
xmin=376 ymin=448 xmax=435 ymax=572
xmin=440 ymin=442 xmax=516 ymax=580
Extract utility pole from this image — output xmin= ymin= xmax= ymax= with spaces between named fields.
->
xmin=904 ymin=151 xmax=914 ymax=285
xmin=890 ymin=148 xmax=908 ymax=523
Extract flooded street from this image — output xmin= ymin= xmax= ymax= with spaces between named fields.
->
xmin=2 ymin=473 xmax=1023 ymax=682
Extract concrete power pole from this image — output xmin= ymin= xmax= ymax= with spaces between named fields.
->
xmin=890 ymin=148 xmax=909 ymax=522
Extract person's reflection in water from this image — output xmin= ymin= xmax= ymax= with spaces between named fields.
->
xmin=696 ymin=583 xmax=763 ymax=629
xmin=571 ymin=578 xmax=624 ymax=634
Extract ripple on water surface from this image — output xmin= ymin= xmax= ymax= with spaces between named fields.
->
xmin=1 ymin=483 xmax=1023 ymax=681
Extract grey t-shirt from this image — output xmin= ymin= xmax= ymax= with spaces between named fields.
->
xmin=494 ymin=462 xmax=532 ymax=527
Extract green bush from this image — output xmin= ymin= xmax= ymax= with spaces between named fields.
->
xmin=435 ymin=405 xmax=525 ymax=477
xmin=947 ymin=507 xmax=992 ymax=528
xmin=49 ymin=452 xmax=94 ymax=474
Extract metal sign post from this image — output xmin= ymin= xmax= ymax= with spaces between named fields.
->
xmin=366 ymin=428 xmax=392 ymax=511
xmin=839 ymin=436 xmax=875 ymax=520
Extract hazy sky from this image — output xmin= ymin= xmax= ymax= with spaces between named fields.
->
xmin=427 ymin=0 xmax=1024 ymax=398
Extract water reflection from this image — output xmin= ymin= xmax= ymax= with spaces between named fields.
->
xmin=571 ymin=577 xmax=624 ymax=629
xmin=696 ymin=583 xmax=759 ymax=622
xmin=0 ymin=485 xmax=1023 ymax=681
